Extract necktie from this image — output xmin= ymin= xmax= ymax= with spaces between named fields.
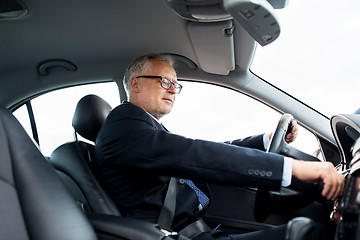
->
xmin=184 ymin=179 xmax=209 ymax=211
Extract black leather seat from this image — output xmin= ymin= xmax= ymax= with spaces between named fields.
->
xmin=50 ymin=94 xmax=120 ymax=216
xmin=0 ymin=105 xmax=97 ymax=240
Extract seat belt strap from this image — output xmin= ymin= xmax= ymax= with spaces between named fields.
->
xmin=179 ymin=219 xmax=211 ymax=239
xmin=157 ymin=177 xmax=211 ymax=239
xmin=157 ymin=177 xmax=177 ymax=230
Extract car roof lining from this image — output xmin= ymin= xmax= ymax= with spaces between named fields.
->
xmin=0 ymin=0 xmax=257 ymax=108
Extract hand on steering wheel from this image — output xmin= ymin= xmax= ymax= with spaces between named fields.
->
xmin=267 ymin=114 xmax=320 ymax=162
xmin=268 ymin=114 xmax=344 ymax=200
xmin=254 ymin=113 xmax=338 ymax=222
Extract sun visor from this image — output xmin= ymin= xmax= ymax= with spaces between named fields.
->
xmin=166 ymin=0 xmax=285 ymax=47
xmin=187 ymin=20 xmax=235 ymax=75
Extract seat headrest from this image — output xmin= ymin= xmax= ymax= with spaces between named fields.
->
xmin=72 ymin=94 xmax=112 ymax=142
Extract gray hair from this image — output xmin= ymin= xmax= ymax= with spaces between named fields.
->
xmin=123 ymin=53 xmax=174 ymax=96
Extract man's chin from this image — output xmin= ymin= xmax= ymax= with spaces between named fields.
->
xmin=158 ymin=108 xmax=172 ymax=119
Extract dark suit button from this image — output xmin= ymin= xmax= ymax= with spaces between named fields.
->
xmin=260 ymin=171 xmax=266 ymax=177
xmin=254 ymin=169 xmax=260 ymax=175
xmin=248 ymin=169 xmax=254 ymax=175
xmin=266 ymin=171 xmax=273 ymax=177
xmin=179 ymin=179 xmax=185 ymax=184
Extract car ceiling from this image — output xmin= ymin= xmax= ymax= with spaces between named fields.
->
xmin=0 ymin=0 xmax=258 ymax=108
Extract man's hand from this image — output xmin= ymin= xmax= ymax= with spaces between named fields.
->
xmin=285 ymin=120 xmax=298 ymax=144
xmin=268 ymin=120 xmax=298 ymax=144
xmin=292 ymin=160 xmax=345 ymax=200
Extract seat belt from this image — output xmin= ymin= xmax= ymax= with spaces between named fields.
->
xmin=157 ymin=177 xmax=177 ymax=230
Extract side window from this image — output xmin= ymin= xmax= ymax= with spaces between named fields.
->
xmin=162 ymin=81 xmax=320 ymax=156
xmin=13 ymin=82 xmax=120 ymax=156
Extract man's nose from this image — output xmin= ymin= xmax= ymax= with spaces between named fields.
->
xmin=167 ymin=83 xmax=176 ymax=94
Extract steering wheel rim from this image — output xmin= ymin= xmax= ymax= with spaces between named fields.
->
xmin=267 ymin=113 xmax=294 ymax=154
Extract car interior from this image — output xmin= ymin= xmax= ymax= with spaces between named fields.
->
xmin=2 ymin=0 xmax=360 ymax=239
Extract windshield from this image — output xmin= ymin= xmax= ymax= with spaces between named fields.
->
xmin=251 ymin=0 xmax=360 ymax=118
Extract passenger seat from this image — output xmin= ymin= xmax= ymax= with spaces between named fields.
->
xmin=49 ymin=94 xmax=120 ymax=216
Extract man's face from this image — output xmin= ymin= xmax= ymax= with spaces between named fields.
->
xmin=132 ymin=60 xmax=177 ymax=119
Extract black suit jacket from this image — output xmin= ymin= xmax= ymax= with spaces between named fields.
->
xmin=95 ymin=101 xmax=285 ymax=231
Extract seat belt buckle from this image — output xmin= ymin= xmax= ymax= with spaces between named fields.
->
xmin=160 ymin=228 xmax=178 ymax=236
xmin=160 ymin=229 xmax=192 ymax=240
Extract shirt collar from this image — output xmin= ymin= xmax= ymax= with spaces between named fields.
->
xmin=146 ymin=112 xmax=162 ymax=124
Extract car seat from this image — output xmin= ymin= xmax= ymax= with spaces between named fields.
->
xmin=49 ymin=94 xmax=120 ymax=216
xmin=0 ymin=105 xmax=97 ymax=240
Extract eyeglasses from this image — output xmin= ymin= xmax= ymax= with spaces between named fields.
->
xmin=136 ymin=75 xmax=183 ymax=94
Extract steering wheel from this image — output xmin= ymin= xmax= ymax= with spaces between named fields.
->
xmin=254 ymin=113 xmax=324 ymax=222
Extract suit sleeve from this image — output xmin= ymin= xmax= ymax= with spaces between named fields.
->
xmin=225 ymin=134 xmax=266 ymax=151
xmin=96 ymin=104 xmax=284 ymax=190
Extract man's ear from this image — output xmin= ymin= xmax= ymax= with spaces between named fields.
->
xmin=130 ymin=77 xmax=140 ymax=93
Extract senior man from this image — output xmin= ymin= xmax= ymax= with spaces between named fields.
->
xmin=95 ymin=53 xmax=344 ymax=240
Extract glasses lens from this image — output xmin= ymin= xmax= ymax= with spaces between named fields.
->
xmin=174 ymin=83 xmax=182 ymax=94
xmin=160 ymin=77 xmax=171 ymax=89
xmin=159 ymin=77 xmax=182 ymax=94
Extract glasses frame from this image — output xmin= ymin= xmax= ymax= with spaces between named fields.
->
xmin=136 ymin=75 xmax=182 ymax=94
